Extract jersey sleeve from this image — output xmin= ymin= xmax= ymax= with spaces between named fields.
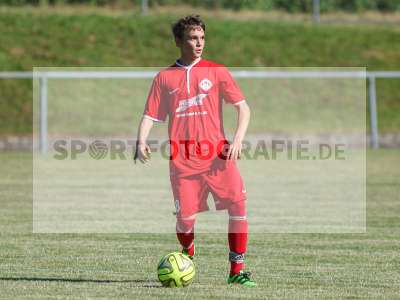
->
xmin=143 ymin=73 xmax=168 ymax=122
xmin=218 ymin=66 xmax=246 ymax=105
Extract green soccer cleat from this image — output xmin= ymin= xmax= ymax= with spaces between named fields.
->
xmin=227 ymin=271 xmax=257 ymax=287
xmin=181 ymin=245 xmax=195 ymax=260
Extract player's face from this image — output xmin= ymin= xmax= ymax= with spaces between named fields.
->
xmin=176 ymin=26 xmax=205 ymax=60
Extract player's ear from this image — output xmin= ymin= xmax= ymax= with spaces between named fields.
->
xmin=175 ymin=37 xmax=182 ymax=48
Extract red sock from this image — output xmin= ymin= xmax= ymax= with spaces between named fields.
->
xmin=176 ymin=218 xmax=195 ymax=256
xmin=228 ymin=201 xmax=248 ymax=276
xmin=177 ymin=232 xmax=195 ymax=256
xmin=228 ymin=231 xmax=248 ymax=275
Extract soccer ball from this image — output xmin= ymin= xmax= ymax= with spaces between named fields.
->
xmin=157 ymin=252 xmax=195 ymax=287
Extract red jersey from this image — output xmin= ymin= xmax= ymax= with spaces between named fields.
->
xmin=143 ymin=58 xmax=246 ymax=177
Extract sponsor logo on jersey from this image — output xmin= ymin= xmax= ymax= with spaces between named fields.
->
xmin=175 ymin=93 xmax=208 ymax=113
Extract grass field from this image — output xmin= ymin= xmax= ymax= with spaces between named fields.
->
xmin=0 ymin=150 xmax=399 ymax=299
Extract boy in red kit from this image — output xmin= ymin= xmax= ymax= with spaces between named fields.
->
xmin=135 ymin=15 xmax=256 ymax=286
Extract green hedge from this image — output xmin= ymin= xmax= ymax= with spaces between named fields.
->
xmin=0 ymin=13 xmax=400 ymax=135
xmin=1 ymin=0 xmax=400 ymax=12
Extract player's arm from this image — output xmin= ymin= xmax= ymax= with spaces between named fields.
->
xmin=136 ymin=72 xmax=167 ymax=164
xmin=134 ymin=116 xmax=154 ymax=164
xmin=227 ymin=101 xmax=251 ymax=160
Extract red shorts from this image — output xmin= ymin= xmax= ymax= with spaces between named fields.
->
xmin=170 ymin=160 xmax=247 ymax=218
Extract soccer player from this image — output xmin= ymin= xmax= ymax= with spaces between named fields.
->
xmin=135 ymin=15 xmax=256 ymax=286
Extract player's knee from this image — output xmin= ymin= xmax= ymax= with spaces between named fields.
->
xmin=176 ymin=215 xmax=195 ymax=233
xmin=228 ymin=200 xmax=247 ymax=220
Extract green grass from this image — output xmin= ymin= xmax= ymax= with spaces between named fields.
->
xmin=0 ymin=150 xmax=399 ymax=298
xmin=0 ymin=11 xmax=400 ymax=134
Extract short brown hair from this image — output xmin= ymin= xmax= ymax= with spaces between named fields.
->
xmin=172 ymin=15 xmax=206 ymax=40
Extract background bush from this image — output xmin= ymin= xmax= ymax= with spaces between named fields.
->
xmin=1 ymin=0 xmax=400 ymax=12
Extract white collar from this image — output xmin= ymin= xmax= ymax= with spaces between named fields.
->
xmin=175 ymin=57 xmax=201 ymax=69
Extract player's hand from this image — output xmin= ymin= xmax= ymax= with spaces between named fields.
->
xmin=134 ymin=142 xmax=151 ymax=164
xmin=226 ymin=139 xmax=242 ymax=160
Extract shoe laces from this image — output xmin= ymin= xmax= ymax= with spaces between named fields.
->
xmin=240 ymin=271 xmax=252 ymax=280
